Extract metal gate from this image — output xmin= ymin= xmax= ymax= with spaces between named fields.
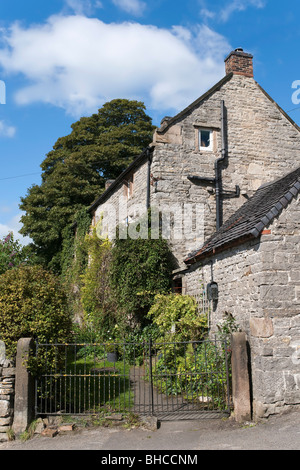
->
xmin=34 ymin=337 xmax=232 ymax=420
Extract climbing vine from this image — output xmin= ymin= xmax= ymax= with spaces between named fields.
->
xmin=109 ymin=219 xmax=174 ymax=331
xmin=60 ymin=208 xmax=91 ymax=321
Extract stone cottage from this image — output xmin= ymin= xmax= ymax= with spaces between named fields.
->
xmin=183 ymin=166 xmax=300 ymax=419
xmin=88 ymin=48 xmax=300 ymax=419
xmin=90 ymin=48 xmax=300 ymax=270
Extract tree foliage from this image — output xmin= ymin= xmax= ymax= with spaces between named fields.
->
xmin=19 ymin=99 xmax=155 ymax=270
xmin=60 ymin=208 xmax=92 ymax=323
xmin=0 ymin=232 xmax=31 ymax=275
xmin=0 ymin=265 xmax=72 ymax=360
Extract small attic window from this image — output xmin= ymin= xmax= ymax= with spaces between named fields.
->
xmin=199 ymin=129 xmax=213 ymax=151
xmin=123 ymin=173 xmax=134 ymax=198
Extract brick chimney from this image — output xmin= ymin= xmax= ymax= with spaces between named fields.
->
xmin=225 ymin=48 xmax=253 ymax=78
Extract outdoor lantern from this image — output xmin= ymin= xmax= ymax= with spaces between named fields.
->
xmin=207 ymin=281 xmax=218 ymax=301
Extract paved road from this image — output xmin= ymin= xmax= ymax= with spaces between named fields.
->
xmin=1 ymin=410 xmax=300 ymax=451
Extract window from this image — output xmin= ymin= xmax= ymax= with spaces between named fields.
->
xmin=123 ymin=173 xmax=134 ymax=198
xmin=173 ymin=277 xmax=182 ymax=294
xmin=199 ymin=129 xmax=213 ymax=151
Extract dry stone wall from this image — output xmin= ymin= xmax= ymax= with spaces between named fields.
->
xmin=0 ymin=356 xmax=15 ymax=442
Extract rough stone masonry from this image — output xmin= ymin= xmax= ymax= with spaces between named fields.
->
xmin=0 ymin=356 xmax=15 ymax=441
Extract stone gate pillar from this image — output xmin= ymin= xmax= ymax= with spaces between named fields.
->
xmin=231 ymin=332 xmax=252 ymax=422
xmin=13 ymin=338 xmax=35 ymax=435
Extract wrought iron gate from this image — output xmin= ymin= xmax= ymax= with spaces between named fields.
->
xmin=34 ymin=338 xmax=232 ymax=420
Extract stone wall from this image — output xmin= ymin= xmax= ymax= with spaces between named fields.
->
xmin=0 ymin=355 xmax=15 ymax=442
xmin=251 ymin=195 xmax=300 ymax=418
xmin=152 ymin=74 xmax=300 ymax=266
xmin=93 ymin=157 xmax=149 ymax=239
xmin=184 ymin=195 xmax=300 ymax=419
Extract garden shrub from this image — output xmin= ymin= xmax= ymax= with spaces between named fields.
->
xmin=147 ymin=293 xmax=208 ymax=343
xmin=0 ymin=265 xmax=72 ymax=360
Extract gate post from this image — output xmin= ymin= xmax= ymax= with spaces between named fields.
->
xmin=231 ymin=332 xmax=251 ymax=423
xmin=13 ymin=338 xmax=35 ymax=435
xmin=148 ymin=339 xmax=154 ymax=416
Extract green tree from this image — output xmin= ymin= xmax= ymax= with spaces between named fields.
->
xmin=19 ymin=99 xmax=155 ymax=271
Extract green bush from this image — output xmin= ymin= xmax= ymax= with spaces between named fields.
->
xmin=0 ymin=265 xmax=72 ymax=359
xmin=147 ymin=293 xmax=208 ymax=343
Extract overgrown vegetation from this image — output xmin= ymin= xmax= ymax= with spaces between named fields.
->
xmin=60 ymin=208 xmax=92 ymax=323
xmin=147 ymin=293 xmax=208 ymax=343
xmin=109 ymin=220 xmax=174 ymax=333
xmin=149 ymin=312 xmax=239 ymax=408
xmin=0 ymin=265 xmax=72 ymax=359
xmin=60 ymin=210 xmax=175 ymax=343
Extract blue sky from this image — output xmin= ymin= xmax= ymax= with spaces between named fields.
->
xmin=1 ymin=0 xmax=300 ymax=244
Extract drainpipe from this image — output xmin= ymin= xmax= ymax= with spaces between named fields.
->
xmin=215 ymin=100 xmax=227 ymax=230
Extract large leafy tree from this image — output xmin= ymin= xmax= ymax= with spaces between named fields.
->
xmin=19 ymin=99 xmax=155 ymax=270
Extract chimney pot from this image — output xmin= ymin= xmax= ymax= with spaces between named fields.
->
xmin=225 ymin=48 xmax=253 ymax=78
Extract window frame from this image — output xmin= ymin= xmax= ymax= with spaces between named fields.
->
xmin=198 ymin=128 xmax=213 ymax=151
xmin=123 ymin=172 xmax=134 ymax=199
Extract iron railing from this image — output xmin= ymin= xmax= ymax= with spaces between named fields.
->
xmin=34 ymin=338 xmax=232 ymax=420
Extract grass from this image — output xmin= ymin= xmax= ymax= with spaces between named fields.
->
xmin=36 ymin=350 xmax=134 ymax=415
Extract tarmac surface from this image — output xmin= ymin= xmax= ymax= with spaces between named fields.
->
xmin=0 ymin=409 xmax=300 ymax=452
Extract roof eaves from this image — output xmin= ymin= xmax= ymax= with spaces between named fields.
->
xmin=184 ymin=233 xmax=255 ymax=266
xmin=255 ymin=82 xmax=300 ymax=133
xmin=250 ymin=182 xmax=300 ymax=237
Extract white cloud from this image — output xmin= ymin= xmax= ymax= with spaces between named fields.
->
xmin=64 ymin=0 xmax=103 ymax=15
xmin=219 ymin=0 xmax=265 ymax=22
xmin=199 ymin=0 xmax=266 ymax=23
xmin=0 ymin=15 xmax=231 ymax=116
xmin=0 ymin=120 xmax=16 ymax=138
xmin=112 ymin=0 xmax=146 ymax=16
xmin=200 ymin=8 xmax=216 ymax=20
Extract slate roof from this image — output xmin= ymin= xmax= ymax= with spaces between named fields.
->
xmin=184 ymin=166 xmax=300 ymax=266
